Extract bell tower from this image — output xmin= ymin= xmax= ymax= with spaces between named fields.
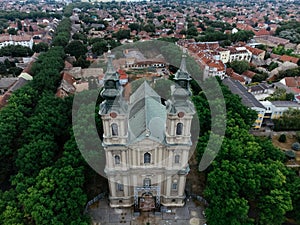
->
xmin=99 ymin=51 xmax=128 ymax=146
xmin=165 ymin=51 xmax=195 ymax=145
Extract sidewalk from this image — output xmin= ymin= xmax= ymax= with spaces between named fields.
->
xmin=88 ymin=197 xmax=206 ymax=225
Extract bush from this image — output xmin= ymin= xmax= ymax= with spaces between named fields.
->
xmin=278 ymin=134 xmax=287 ymax=143
xmin=292 ymin=142 xmax=300 ymax=151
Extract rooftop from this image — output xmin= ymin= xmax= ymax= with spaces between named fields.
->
xmin=222 ymin=77 xmax=265 ymax=109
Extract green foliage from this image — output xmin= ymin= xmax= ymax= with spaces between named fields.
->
xmin=278 ymin=133 xmax=287 ymax=143
xmin=273 ymin=109 xmax=300 ymax=131
xmin=72 ymin=32 xmax=88 ymax=44
xmin=287 ymin=174 xmax=300 ymax=223
xmin=0 ymin=45 xmax=33 ymax=57
xmin=197 ymin=30 xmax=228 ymax=42
xmin=230 ymin=30 xmax=254 ymax=43
xmin=195 ymin=80 xmax=291 ymax=224
xmin=276 ymin=20 xmax=300 ymax=43
xmin=7 ymin=28 xmax=17 ymax=35
xmin=113 ymin=29 xmax=130 ymax=40
xmin=252 ymin=73 xmax=268 ymax=83
xmin=268 ymin=62 xmax=279 ymax=71
xmin=142 ymin=23 xmax=156 ymax=33
xmin=228 ymin=60 xmax=250 ymax=74
xmin=272 ymin=46 xmax=294 ymax=56
xmin=52 ymin=18 xmax=71 ymax=47
xmin=32 ymin=42 xmax=49 ymax=53
xmin=266 ymin=88 xmax=294 ymax=101
xmin=187 ymin=26 xmax=198 ymax=36
xmin=275 ymin=67 xmax=300 ymax=81
xmin=128 ymin=23 xmax=141 ymax=32
xmin=65 ymin=40 xmax=87 ymax=59
xmin=0 ymin=10 xmax=61 ymax=21
xmin=0 ymin=18 xmax=91 ymax=225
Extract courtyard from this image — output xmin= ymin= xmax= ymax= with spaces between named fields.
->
xmin=88 ymin=197 xmax=206 ymax=225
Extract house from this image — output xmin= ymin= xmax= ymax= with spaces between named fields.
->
xmin=118 ymin=69 xmax=128 ymax=85
xmin=198 ymin=53 xmax=226 ymax=79
xmin=261 ymin=100 xmax=300 ymax=120
xmin=242 ymin=70 xmax=256 ymax=84
xmin=226 ymin=68 xmax=245 ymax=84
xmin=99 ymin=52 xmax=195 ymax=210
xmin=0 ymin=72 xmax=33 ymax=109
xmin=279 ymin=77 xmax=300 ymax=94
xmin=227 ymin=46 xmax=252 ymax=62
xmin=245 ymin=46 xmax=266 ymax=60
xmin=0 ymin=34 xmax=33 ymax=49
xmin=0 ymin=77 xmax=18 ymax=95
xmin=222 ymin=77 xmax=266 ymax=129
xmin=56 ymin=72 xmax=76 ymax=98
xmin=279 ymin=55 xmax=300 ymax=65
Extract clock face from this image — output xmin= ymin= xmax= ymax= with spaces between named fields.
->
xmin=178 ymin=112 xmax=185 ymax=118
xmin=110 ymin=112 xmax=117 ymax=118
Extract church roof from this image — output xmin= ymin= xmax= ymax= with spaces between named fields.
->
xmin=129 ymin=81 xmax=166 ymax=144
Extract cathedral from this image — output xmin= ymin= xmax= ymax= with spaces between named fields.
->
xmin=99 ymin=50 xmax=195 ymax=211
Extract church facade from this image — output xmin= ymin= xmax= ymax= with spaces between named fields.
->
xmin=99 ymin=51 xmax=195 ymax=210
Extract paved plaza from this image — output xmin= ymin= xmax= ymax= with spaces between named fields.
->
xmin=89 ymin=198 xmax=206 ymax=225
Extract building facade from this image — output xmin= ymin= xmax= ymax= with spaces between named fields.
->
xmin=0 ymin=34 xmax=33 ymax=49
xmin=99 ymin=52 xmax=195 ymax=210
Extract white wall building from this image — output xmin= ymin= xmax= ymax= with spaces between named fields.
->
xmin=0 ymin=35 xmax=33 ymax=49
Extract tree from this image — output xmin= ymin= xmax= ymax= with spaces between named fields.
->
xmin=187 ymin=26 xmax=198 ymax=36
xmin=278 ymin=134 xmax=287 ymax=143
xmin=114 ymin=29 xmax=130 ymax=40
xmin=32 ymin=42 xmax=49 ymax=53
xmin=17 ymin=20 xmax=22 ymax=30
xmin=65 ymin=40 xmax=87 ymax=59
xmin=129 ymin=23 xmax=140 ymax=32
xmin=7 ymin=28 xmax=17 ymax=35
xmin=231 ymin=30 xmax=254 ymax=43
xmin=229 ymin=60 xmax=250 ymax=74
xmin=52 ymin=34 xmax=69 ymax=47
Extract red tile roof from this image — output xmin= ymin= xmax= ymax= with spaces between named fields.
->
xmin=242 ymin=70 xmax=256 ymax=78
xmin=279 ymin=55 xmax=300 ymax=64
xmin=245 ymin=46 xmax=265 ymax=56
xmin=284 ymin=77 xmax=300 ymax=87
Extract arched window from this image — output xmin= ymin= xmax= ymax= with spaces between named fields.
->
xmin=144 ymin=152 xmax=151 ymax=164
xmin=117 ymin=183 xmax=124 ymax=191
xmin=111 ymin=123 xmax=118 ymax=136
xmin=114 ymin=155 xmax=120 ymax=164
xmin=175 ymin=155 xmax=180 ymax=164
xmin=172 ymin=180 xmax=178 ymax=190
xmin=176 ymin=122 xmax=183 ymax=135
xmin=143 ymin=178 xmax=151 ymax=187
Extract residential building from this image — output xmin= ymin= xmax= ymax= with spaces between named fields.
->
xmin=222 ymin=77 xmax=266 ymax=129
xmin=0 ymin=34 xmax=33 ymax=49
xmin=261 ymin=100 xmax=300 ymax=120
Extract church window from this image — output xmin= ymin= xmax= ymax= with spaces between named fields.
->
xmin=111 ymin=123 xmax=118 ymax=136
xmin=114 ymin=155 xmax=120 ymax=164
xmin=176 ymin=123 xmax=183 ymax=135
xmin=172 ymin=180 xmax=178 ymax=190
xmin=144 ymin=152 xmax=151 ymax=164
xmin=117 ymin=183 xmax=124 ymax=191
xmin=143 ymin=178 xmax=151 ymax=187
xmin=175 ymin=155 xmax=180 ymax=164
